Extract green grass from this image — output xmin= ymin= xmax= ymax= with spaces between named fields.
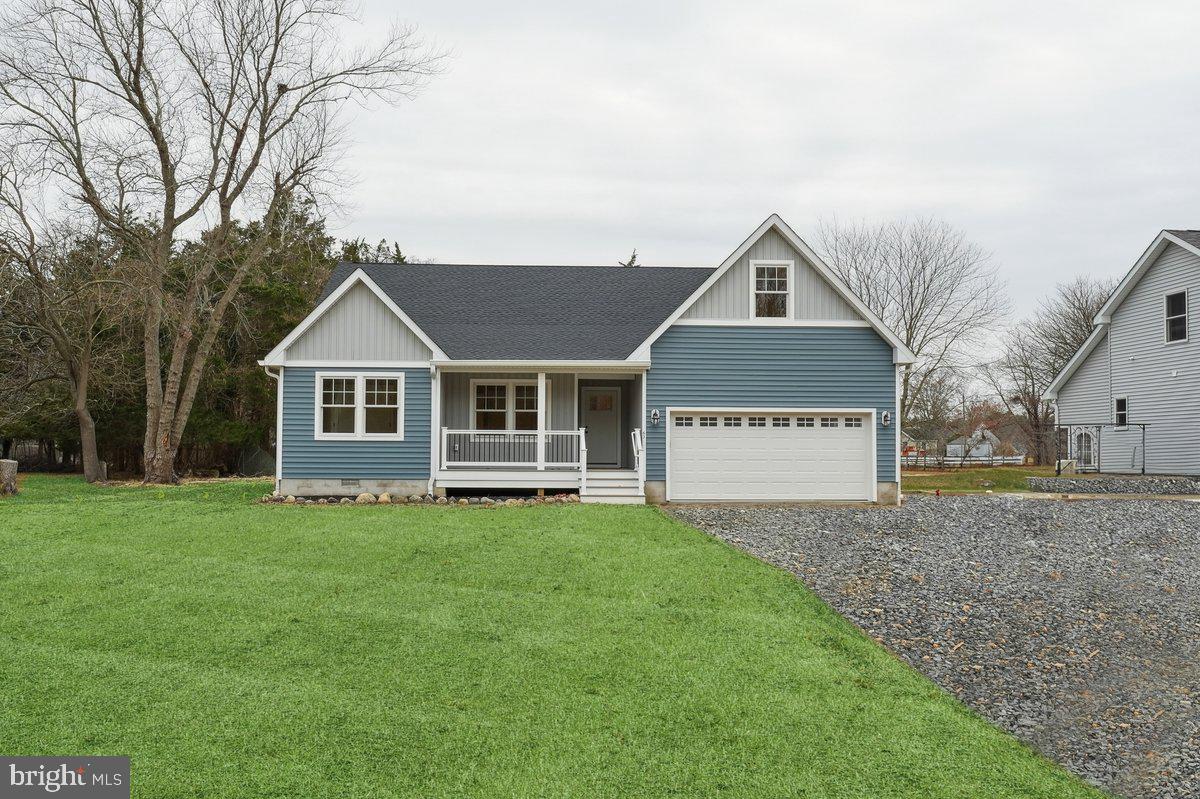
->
xmin=902 ymin=465 xmax=1059 ymax=493
xmin=0 ymin=475 xmax=1099 ymax=798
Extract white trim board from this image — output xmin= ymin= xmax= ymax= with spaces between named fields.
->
xmin=627 ymin=214 xmax=917 ymax=364
xmin=434 ymin=360 xmax=650 ymax=371
xmin=663 ymin=405 xmax=878 ymax=503
xmin=262 ymin=269 xmax=447 ymax=365
xmin=269 ymin=360 xmax=430 ymax=369
xmin=671 ymin=319 xmax=872 ymax=328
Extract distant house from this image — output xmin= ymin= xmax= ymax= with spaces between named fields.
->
xmin=1047 ymin=229 xmax=1200 ymax=474
xmin=261 ymin=215 xmax=916 ymax=504
xmin=945 ymin=427 xmax=1025 ymax=460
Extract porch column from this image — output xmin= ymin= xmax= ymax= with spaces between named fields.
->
xmin=536 ymin=372 xmax=546 ymax=470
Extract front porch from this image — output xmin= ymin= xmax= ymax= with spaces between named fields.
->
xmin=432 ymin=367 xmax=647 ymax=502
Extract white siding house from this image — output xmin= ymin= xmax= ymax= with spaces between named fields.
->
xmin=1047 ymin=230 xmax=1200 ymax=474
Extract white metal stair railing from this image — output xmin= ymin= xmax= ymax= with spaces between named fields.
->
xmin=630 ymin=428 xmax=646 ymax=494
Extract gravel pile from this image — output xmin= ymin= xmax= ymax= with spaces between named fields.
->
xmin=1028 ymin=476 xmax=1200 ymax=495
xmin=671 ymin=495 xmax=1200 ymax=799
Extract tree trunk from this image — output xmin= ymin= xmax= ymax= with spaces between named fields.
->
xmin=144 ymin=440 xmax=179 ymax=484
xmin=75 ymin=403 xmax=103 ymax=483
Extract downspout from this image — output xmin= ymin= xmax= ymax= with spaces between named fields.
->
xmin=263 ymin=365 xmax=283 ymax=496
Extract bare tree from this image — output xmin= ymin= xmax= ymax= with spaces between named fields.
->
xmin=618 ymin=249 xmax=638 ymax=267
xmin=985 ymin=276 xmax=1115 ymax=463
xmin=818 ymin=218 xmax=1010 ymax=422
xmin=0 ymin=162 xmax=128 ymax=481
xmin=0 ymin=0 xmax=443 ymax=482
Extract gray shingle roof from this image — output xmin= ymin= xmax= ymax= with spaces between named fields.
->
xmin=1167 ymin=230 xmax=1200 ymax=249
xmin=318 ymin=262 xmax=715 ymax=360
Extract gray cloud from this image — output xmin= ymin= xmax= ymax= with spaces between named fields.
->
xmin=337 ymin=0 xmax=1200 ymax=316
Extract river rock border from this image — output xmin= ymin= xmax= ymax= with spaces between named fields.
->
xmin=261 ymin=492 xmax=580 ymax=507
xmin=1027 ymin=475 xmax=1200 ymax=495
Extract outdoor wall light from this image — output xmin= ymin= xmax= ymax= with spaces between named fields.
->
xmin=650 ymin=408 xmax=661 ymax=426
xmin=881 ymin=411 xmax=891 ymax=427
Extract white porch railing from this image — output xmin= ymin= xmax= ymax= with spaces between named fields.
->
xmin=442 ymin=428 xmax=587 ymax=470
xmin=630 ymin=428 xmax=646 ymax=492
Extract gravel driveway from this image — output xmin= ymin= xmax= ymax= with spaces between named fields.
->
xmin=670 ymin=495 xmax=1200 ymax=799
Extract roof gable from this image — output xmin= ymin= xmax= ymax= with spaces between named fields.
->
xmin=629 ymin=214 xmax=917 ymax=363
xmin=1095 ymin=230 xmax=1200 ymax=324
xmin=261 ymin=269 xmax=446 ymax=365
xmin=1049 ymin=229 xmax=1200 ymax=398
xmin=680 ymin=227 xmax=861 ymax=321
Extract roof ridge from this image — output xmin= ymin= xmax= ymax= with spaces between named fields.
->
xmin=339 ymin=261 xmax=714 ymax=270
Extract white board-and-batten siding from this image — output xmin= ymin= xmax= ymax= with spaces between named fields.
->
xmin=681 ymin=228 xmax=860 ymax=321
xmin=1057 ymin=242 xmax=1200 ymax=474
xmin=285 ymin=282 xmax=433 ymax=362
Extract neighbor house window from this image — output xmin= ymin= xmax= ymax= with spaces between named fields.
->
xmin=1114 ymin=397 xmax=1128 ymax=427
xmin=471 ymin=380 xmax=550 ymax=430
xmin=752 ymin=261 xmax=791 ymax=318
xmin=316 ymin=373 xmax=405 ymax=440
xmin=1166 ymin=291 xmax=1188 ymax=342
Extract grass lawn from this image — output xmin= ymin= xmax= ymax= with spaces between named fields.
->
xmin=902 ymin=465 xmax=1059 ymax=493
xmin=0 ymin=475 xmax=1099 ymax=798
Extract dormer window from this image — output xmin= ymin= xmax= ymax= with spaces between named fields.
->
xmin=1166 ymin=291 xmax=1188 ymax=342
xmin=752 ymin=260 xmax=792 ymax=318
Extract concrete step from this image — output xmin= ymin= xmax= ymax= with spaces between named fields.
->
xmin=584 ymin=485 xmax=644 ymax=495
xmin=581 ymin=494 xmax=646 ymax=504
xmin=585 ymin=480 xmax=641 ymax=489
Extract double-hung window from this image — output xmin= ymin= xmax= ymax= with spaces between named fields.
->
xmin=1166 ymin=291 xmax=1188 ymax=343
xmin=471 ymin=380 xmax=550 ymax=430
xmin=316 ymin=373 xmax=404 ymax=440
xmin=1114 ymin=396 xmax=1128 ymax=428
xmin=752 ymin=260 xmax=792 ymax=319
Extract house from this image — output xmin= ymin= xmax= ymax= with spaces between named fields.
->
xmin=260 ymin=215 xmax=916 ymax=503
xmin=1047 ymin=229 xmax=1200 ymax=474
xmin=945 ymin=427 xmax=1024 ymax=460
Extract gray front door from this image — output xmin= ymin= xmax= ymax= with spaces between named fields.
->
xmin=582 ymin=387 xmax=621 ymax=467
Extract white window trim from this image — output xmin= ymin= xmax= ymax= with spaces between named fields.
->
xmin=314 ymin=372 xmax=406 ymax=441
xmin=468 ymin=378 xmax=552 ymax=431
xmin=1113 ymin=395 xmax=1129 ymax=430
xmin=1164 ymin=289 xmax=1189 ymax=344
xmin=749 ymin=259 xmax=795 ymax=320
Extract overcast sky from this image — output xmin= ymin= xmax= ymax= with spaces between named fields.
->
xmin=339 ymin=0 xmax=1200 ymax=317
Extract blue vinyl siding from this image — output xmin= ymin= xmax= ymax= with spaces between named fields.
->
xmin=646 ymin=325 xmax=897 ymax=482
xmin=281 ymin=367 xmax=431 ymax=479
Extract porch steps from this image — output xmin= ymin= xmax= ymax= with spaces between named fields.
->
xmin=582 ymin=470 xmax=645 ymax=504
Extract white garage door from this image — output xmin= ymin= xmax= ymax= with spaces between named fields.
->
xmin=668 ymin=411 xmax=874 ymax=502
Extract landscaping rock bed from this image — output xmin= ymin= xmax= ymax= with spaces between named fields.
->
xmin=261 ymin=492 xmax=579 ymax=507
xmin=1027 ymin=475 xmax=1200 ymax=495
xmin=671 ymin=495 xmax=1200 ymax=799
